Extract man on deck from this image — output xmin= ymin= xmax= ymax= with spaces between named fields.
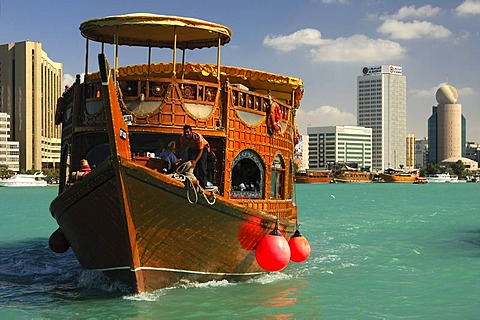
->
xmin=178 ymin=125 xmax=210 ymax=188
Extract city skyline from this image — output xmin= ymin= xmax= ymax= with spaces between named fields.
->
xmin=0 ymin=0 xmax=479 ymax=140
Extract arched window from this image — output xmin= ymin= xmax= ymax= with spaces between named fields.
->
xmin=271 ymin=154 xmax=285 ymax=199
xmin=230 ymin=149 xmax=264 ymax=199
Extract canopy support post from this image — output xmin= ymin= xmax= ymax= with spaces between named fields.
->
xmin=217 ymin=36 xmax=221 ymax=83
xmin=173 ymin=26 xmax=177 ymax=78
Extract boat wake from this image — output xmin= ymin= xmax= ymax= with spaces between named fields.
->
xmin=0 ymin=239 xmax=134 ymax=303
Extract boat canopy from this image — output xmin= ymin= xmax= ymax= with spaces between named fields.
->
xmin=79 ymin=13 xmax=232 ymax=49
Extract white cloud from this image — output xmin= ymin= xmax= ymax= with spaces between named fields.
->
xmin=63 ymin=73 xmax=86 ymax=89
xmin=63 ymin=73 xmax=76 ymax=89
xmin=386 ymin=5 xmax=442 ymax=20
xmin=264 ymin=30 xmax=406 ymax=63
xmin=295 ymin=106 xmax=356 ymax=134
xmin=410 ymin=87 xmax=435 ymax=98
xmin=263 ymin=29 xmax=323 ymax=52
xmin=458 ymin=87 xmax=478 ymax=96
xmin=309 ymin=35 xmax=406 ymax=63
xmin=410 ymin=84 xmax=477 ymax=98
xmin=456 ymin=0 xmax=480 ymax=16
xmin=377 ymin=19 xmax=451 ymax=40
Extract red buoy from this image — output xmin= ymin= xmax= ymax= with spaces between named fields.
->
xmin=288 ymin=229 xmax=311 ymax=263
xmin=255 ymin=226 xmax=290 ymax=271
xmin=49 ymin=228 xmax=70 ymax=253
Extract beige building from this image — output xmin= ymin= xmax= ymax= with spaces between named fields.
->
xmin=0 ymin=41 xmax=62 ymax=171
xmin=405 ymin=133 xmax=415 ymax=169
xmin=436 ymin=84 xmax=462 ymax=162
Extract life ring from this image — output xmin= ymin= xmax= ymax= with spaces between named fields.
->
xmin=268 ymin=102 xmax=283 ymax=133
xmin=54 ymin=96 xmax=64 ymax=125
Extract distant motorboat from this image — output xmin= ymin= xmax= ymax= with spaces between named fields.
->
xmin=413 ymin=177 xmax=428 ymax=184
xmin=0 ymin=172 xmax=48 ymax=187
xmin=426 ymin=173 xmax=458 ymax=183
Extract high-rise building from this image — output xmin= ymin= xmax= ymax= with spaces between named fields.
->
xmin=357 ymin=65 xmax=406 ymax=171
xmin=0 ymin=112 xmax=19 ymax=171
xmin=307 ymin=125 xmax=372 ymax=170
xmin=0 ymin=41 xmax=62 ymax=171
xmin=427 ymin=84 xmax=466 ymax=164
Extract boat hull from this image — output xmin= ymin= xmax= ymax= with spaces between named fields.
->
xmin=50 ymin=159 xmax=294 ymax=292
xmin=379 ymin=174 xmax=418 ymax=183
xmin=333 ymin=172 xmax=373 ymax=183
xmin=294 ymin=171 xmax=332 ymax=183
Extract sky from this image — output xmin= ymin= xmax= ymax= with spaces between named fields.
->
xmin=1 ymin=0 xmax=479 ymax=140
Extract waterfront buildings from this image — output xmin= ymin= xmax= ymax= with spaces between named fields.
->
xmin=0 ymin=41 xmax=62 ymax=171
xmin=415 ymin=138 xmax=428 ymax=169
xmin=357 ymin=65 xmax=406 ymax=171
xmin=0 ymin=112 xmax=19 ymax=171
xmin=465 ymin=141 xmax=480 ymax=164
xmin=427 ymin=84 xmax=466 ymax=164
xmin=307 ymin=125 xmax=372 ymax=170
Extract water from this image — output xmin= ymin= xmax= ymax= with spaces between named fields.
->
xmin=1 ymin=183 xmax=479 ymax=319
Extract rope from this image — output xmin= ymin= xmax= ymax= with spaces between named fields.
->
xmin=171 ymin=161 xmax=218 ymax=205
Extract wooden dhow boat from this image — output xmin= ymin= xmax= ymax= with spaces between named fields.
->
xmin=48 ymin=14 xmax=310 ymax=293
xmin=379 ymin=168 xmax=419 ymax=183
xmin=294 ymin=170 xmax=333 ymax=183
xmin=333 ymin=165 xmax=373 ymax=183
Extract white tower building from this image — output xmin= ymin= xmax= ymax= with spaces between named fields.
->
xmin=436 ymin=84 xmax=462 ymax=162
xmin=357 ymin=65 xmax=406 ymax=171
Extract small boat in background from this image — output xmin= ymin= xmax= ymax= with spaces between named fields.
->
xmin=413 ymin=177 xmax=428 ymax=184
xmin=380 ymin=168 xmax=419 ymax=183
xmin=0 ymin=172 xmax=48 ymax=187
xmin=295 ymin=170 xmax=333 ymax=183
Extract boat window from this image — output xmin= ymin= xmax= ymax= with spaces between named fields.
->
xmin=271 ymin=154 xmax=285 ymax=199
xmin=230 ymin=149 xmax=264 ymax=199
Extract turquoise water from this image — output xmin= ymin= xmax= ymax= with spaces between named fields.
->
xmin=1 ymin=183 xmax=479 ymax=319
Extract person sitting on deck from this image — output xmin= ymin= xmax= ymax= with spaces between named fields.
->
xmin=177 ymin=125 xmax=210 ymax=188
xmin=157 ymin=141 xmax=178 ymax=173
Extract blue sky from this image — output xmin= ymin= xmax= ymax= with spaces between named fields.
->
xmin=1 ymin=0 xmax=479 ymax=140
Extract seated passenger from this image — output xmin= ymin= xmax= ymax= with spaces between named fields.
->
xmin=157 ymin=141 xmax=178 ymax=173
